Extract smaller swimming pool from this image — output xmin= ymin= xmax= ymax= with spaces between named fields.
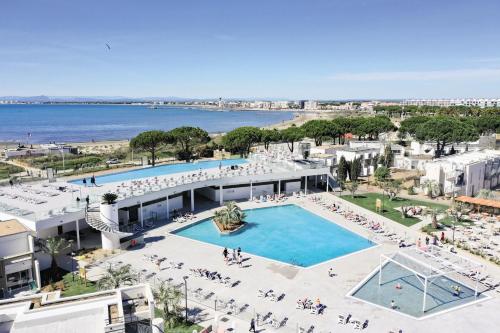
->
xmin=69 ymin=158 xmax=247 ymax=185
xmin=350 ymin=261 xmax=487 ymax=318
xmin=173 ymin=204 xmax=374 ymax=267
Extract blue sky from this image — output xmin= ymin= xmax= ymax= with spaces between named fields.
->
xmin=1 ymin=0 xmax=500 ymax=99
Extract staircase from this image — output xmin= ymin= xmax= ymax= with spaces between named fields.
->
xmin=86 ymin=207 xmax=133 ymax=237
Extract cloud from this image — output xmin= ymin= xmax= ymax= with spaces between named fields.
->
xmin=328 ymin=68 xmax=500 ymax=81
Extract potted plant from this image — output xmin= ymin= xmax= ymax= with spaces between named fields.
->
xmin=102 ymin=192 xmax=118 ymax=205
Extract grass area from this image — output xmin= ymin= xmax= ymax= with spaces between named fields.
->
xmin=40 ymin=268 xmax=98 ymax=297
xmin=60 ymin=273 xmax=98 ymax=297
xmin=153 ymin=308 xmax=203 ymax=333
xmin=421 ymin=215 xmax=473 ymax=233
xmin=0 ymin=162 xmax=24 ymax=179
xmin=341 ymin=192 xmax=449 ymax=226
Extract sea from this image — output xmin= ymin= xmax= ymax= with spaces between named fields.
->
xmin=0 ymin=104 xmax=293 ymax=144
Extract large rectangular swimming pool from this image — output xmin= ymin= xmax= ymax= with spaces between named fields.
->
xmin=70 ymin=158 xmax=247 ymax=185
xmin=173 ymin=204 xmax=375 ymax=267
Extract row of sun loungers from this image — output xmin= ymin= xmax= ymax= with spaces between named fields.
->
xmin=338 ymin=314 xmax=369 ymax=330
xmin=189 ymin=268 xmax=233 ymax=287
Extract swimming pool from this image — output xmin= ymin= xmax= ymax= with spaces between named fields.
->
xmin=173 ymin=204 xmax=374 ymax=267
xmin=70 ymin=158 xmax=247 ymax=185
xmin=350 ymin=261 xmax=487 ymax=318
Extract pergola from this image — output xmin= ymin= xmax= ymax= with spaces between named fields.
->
xmin=379 ymin=245 xmax=485 ymax=312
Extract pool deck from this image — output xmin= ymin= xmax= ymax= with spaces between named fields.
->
xmin=86 ymin=192 xmax=500 ymax=332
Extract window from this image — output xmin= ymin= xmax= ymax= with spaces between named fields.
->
xmin=6 ymin=269 xmax=31 ymax=287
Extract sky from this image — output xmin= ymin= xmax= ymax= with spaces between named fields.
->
xmin=1 ymin=0 xmax=500 ymax=99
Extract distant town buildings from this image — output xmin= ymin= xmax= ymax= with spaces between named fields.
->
xmin=402 ymin=98 xmax=500 ymax=108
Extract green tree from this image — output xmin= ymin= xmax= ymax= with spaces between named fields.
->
xmin=350 ymin=157 xmax=362 ymax=181
xmin=130 ymin=130 xmax=171 ymax=166
xmin=260 ymin=129 xmax=282 ymax=150
xmin=280 ymin=125 xmax=304 ymax=152
xmin=415 ymin=117 xmax=479 ymax=157
xmin=41 ymin=237 xmax=71 ymax=282
xmin=153 ymin=280 xmax=183 ymax=328
xmin=222 ymin=126 xmax=262 ymax=157
xmin=97 ymin=264 xmax=137 ymax=290
xmin=374 ymin=166 xmax=390 ymax=183
xmin=337 ymin=156 xmax=348 ymax=182
xmin=301 ymin=119 xmax=332 ymax=146
xmin=381 ymin=145 xmax=394 ymax=167
xmin=345 ymin=181 xmax=359 ymax=198
xmin=169 ymin=127 xmax=210 ymax=161
xmin=398 ymin=116 xmax=431 ymax=138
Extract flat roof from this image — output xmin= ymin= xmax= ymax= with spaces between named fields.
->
xmin=456 ymin=196 xmax=500 ymax=209
xmin=0 ymin=219 xmax=29 ymax=237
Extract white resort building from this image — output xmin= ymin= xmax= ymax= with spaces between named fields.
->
xmin=0 ymin=284 xmax=154 ymax=333
xmin=420 ymin=150 xmax=500 ymax=197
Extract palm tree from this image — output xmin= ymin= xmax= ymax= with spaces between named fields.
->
xmin=213 ymin=202 xmax=246 ymax=230
xmin=423 ymin=207 xmax=443 ymax=229
xmin=41 ymin=237 xmax=71 ymax=282
xmin=97 ymin=264 xmax=137 ymax=290
xmin=153 ymin=280 xmax=183 ymax=328
xmin=223 ymin=201 xmax=246 ymax=225
xmin=422 ymin=180 xmax=440 ymax=198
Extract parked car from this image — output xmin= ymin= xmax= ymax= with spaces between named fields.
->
xmin=106 ymin=158 xmax=120 ymax=165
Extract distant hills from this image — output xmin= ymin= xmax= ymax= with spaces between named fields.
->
xmin=0 ymin=95 xmax=192 ymax=103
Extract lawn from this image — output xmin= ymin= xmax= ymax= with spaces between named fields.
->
xmin=40 ymin=269 xmax=98 ymax=297
xmin=60 ymin=272 xmax=98 ymax=297
xmin=341 ymin=192 xmax=449 ymax=227
xmin=0 ymin=162 xmax=24 ymax=179
xmin=154 ymin=308 xmax=203 ymax=333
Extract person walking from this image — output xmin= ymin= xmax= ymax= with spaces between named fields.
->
xmin=223 ymin=248 xmax=229 ymax=265
xmin=82 ymin=178 xmax=87 ymax=187
xmin=249 ymin=318 xmax=256 ymax=332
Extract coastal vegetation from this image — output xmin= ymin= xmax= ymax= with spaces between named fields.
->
xmin=374 ymin=105 xmax=500 ymax=118
xmin=130 ymin=130 xmax=173 ymax=166
xmin=0 ymin=162 xmax=23 ymax=179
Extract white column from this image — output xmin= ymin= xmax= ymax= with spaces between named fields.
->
xmin=304 ymin=176 xmax=308 ymax=195
xmin=326 ymin=174 xmax=329 ymax=193
xmin=422 ymin=277 xmax=428 ymax=312
xmin=34 ymin=260 xmax=41 ymax=290
xmin=166 ymin=196 xmax=170 ymax=220
xmin=219 ymin=185 xmax=223 ymax=206
xmin=140 ymin=201 xmax=144 ymax=228
xmin=278 ymin=180 xmax=281 ymax=196
xmin=190 ymin=188 xmax=195 ymax=212
xmin=75 ymin=219 xmax=81 ymax=250
xmin=250 ymin=181 xmax=253 ymax=200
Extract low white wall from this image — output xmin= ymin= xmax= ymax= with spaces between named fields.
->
xmin=197 ymin=184 xmax=274 ymax=201
xmin=140 ymin=196 xmax=183 ymax=220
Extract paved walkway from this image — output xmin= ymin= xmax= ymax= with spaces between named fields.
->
xmin=86 ymin=194 xmax=500 ymax=333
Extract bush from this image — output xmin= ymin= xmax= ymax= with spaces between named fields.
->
xmin=102 ymin=193 xmax=118 ymax=204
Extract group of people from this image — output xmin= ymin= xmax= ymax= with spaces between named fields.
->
xmin=82 ymin=175 xmax=97 ymax=187
xmin=75 ymin=195 xmax=90 ymax=206
xmin=223 ymin=247 xmax=243 ymax=267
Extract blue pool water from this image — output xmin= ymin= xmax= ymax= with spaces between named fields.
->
xmin=70 ymin=158 xmax=247 ymax=185
xmin=351 ymin=261 xmax=486 ymax=317
xmin=174 ymin=204 xmax=374 ymax=267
